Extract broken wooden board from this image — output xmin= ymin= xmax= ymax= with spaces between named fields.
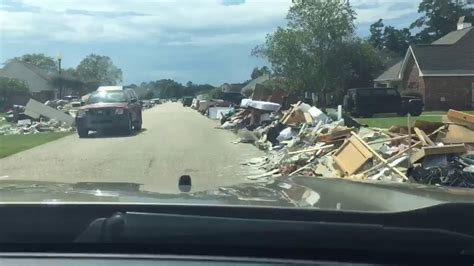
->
xmin=318 ymin=128 xmax=354 ymax=143
xmin=333 ymin=135 xmax=373 ymax=176
xmin=410 ymin=144 xmax=467 ymax=164
xmin=443 ymin=110 xmax=474 ymax=130
xmin=442 ymin=124 xmax=474 ymax=144
xmin=281 ymin=109 xmax=306 ymax=126
xmin=413 ymin=127 xmax=435 ymax=146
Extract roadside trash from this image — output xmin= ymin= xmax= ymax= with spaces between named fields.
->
xmin=0 ymin=98 xmax=78 ymax=136
xmin=203 ymin=94 xmax=474 ymax=190
xmin=25 ymin=99 xmax=74 ymax=126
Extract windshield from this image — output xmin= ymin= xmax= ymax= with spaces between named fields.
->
xmin=1 ymin=0 xmax=474 ymax=212
xmin=87 ymin=91 xmax=127 ymax=104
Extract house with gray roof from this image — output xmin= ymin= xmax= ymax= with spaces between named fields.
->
xmin=240 ymin=74 xmax=270 ymax=97
xmin=0 ymin=60 xmax=84 ymax=104
xmin=374 ymin=17 xmax=474 ymax=110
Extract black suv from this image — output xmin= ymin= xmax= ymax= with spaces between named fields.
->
xmin=182 ymin=96 xmax=193 ymax=107
xmin=343 ymin=88 xmax=423 ymax=118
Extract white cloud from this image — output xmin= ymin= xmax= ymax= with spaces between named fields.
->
xmin=0 ymin=0 xmax=290 ymax=45
xmin=351 ymin=0 xmax=418 ymax=24
xmin=0 ymin=0 xmax=419 ymax=46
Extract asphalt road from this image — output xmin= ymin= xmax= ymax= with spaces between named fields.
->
xmin=0 ymin=102 xmax=264 ymax=193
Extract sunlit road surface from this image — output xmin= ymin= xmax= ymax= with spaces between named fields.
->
xmin=0 ymin=102 xmax=264 ymax=193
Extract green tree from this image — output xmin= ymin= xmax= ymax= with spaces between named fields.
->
xmin=155 ymin=79 xmax=184 ymax=98
xmin=11 ymin=53 xmax=58 ymax=72
xmin=326 ymin=39 xmax=384 ymax=102
xmin=369 ymin=19 xmax=384 ymax=50
xmin=145 ymin=90 xmax=154 ymax=99
xmin=383 ymin=26 xmax=412 ymax=55
xmin=253 ymin=0 xmax=356 ymax=106
xmin=0 ymin=77 xmax=30 ymax=108
xmin=410 ymin=0 xmax=472 ymax=43
xmin=76 ymin=54 xmax=123 ymax=91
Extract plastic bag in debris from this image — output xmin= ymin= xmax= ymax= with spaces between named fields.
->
xmin=358 ymin=127 xmax=387 ymax=142
xmin=276 ymin=127 xmax=297 ymax=142
xmin=308 ymin=106 xmax=332 ymax=124
xmin=220 ymin=121 xmax=236 ymax=129
xmin=378 ymin=143 xmax=406 ymax=158
xmin=410 ymin=158 xmax=474 ymax=188
xmin=464 ymin=165 xmax=474 ymax=174
xmin=297 ymin=103 xmax=312 ymax=113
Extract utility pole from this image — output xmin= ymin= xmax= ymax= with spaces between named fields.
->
xmin=57 ymin=53 xmax=62 ymax=99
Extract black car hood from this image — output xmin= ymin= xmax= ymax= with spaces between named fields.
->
xmin=0 ymin=177 xmax=473 ymax=212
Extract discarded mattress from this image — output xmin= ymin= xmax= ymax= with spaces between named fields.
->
xmin=248 ymin=100 xmax=281 ymax=112
xmin=240 ymin=98 xmax=252 ymax=108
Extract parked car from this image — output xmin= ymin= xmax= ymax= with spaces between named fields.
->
xmin=182 ymin=96 xmax=193 ymax=107
xmin=343 ymin=88 xmax=423 ymax=118
xmin=171 ymin=98 xmax=178 ymax=102
xmin=76 ymin=90 xmax=142 ymax=137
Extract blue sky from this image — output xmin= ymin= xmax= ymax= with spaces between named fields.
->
xmin=0 ymin=0 xmax=420 ymax=86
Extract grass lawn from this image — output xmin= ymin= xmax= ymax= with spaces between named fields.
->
xmin=355 ymin=110 xmax=474 ymax=128
xmin=356 ymin=115 xmax=442 ymax=128
xmin=0 ymin=132 xmax=72 ymax=159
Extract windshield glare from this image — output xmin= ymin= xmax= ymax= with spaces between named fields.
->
xmin=0 ymin=0 xmax=473 ymax=211
xmin=87 ymin=91 xmax=127 ymax=104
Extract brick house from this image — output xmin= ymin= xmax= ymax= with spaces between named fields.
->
xmin=374 ymin=17 xmax=474 ymax=110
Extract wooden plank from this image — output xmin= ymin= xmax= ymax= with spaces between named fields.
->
xmin=410 ymin=144 xmax=467 ymax=164
xmin=445 ymin=110 xmax=474 ymax=130
xmin=448 ymin=109 xmax=474 ymax=124
xmin=287 ymin=144 xmax=334 ymax=155
xmin=443 ymin=124 xmax=474 ymax=144
xmin=414 ymin=127 xmax=428 ymax=146
xmin=413 ymin=127 xmax=435 ymax=146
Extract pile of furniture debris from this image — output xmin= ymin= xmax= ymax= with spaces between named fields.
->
xmin=218 ymin=100 xmax=474 ymax=189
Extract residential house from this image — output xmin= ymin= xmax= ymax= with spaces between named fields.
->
xmin=0 ymin=60 xmax=83 ymax=105
xmin=240 ymin=74 xmax=271 ymax=97
xmin=219 ymin=83 xmax=242 ymax=93
xmin=373 ymin=61 xmax=403 ymax=89
xmin=374 ymin=17 xmax=474 ymax=110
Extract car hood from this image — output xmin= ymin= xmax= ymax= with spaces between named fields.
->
xmin=0 ymin=177 xmax=473 ymax=212
xmin=80 ymin=103 xmax=128 ymax=110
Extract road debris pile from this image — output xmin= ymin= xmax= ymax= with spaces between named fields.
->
xmin=1 ymin=98 xmax=76 ymax=135
xmin=216 ymin=99 xmax=474 ymax=189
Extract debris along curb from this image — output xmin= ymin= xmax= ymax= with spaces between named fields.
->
xmin=1 ymin=98 xmax=77 ymax=136
xmin=207 ymin=96 xmax=474 ymax=189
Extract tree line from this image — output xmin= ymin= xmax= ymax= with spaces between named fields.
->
xmin=252 ymin=0 xmax=473 ymax=107
xmin=126 ymin=80 xmax=215 ymax=100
